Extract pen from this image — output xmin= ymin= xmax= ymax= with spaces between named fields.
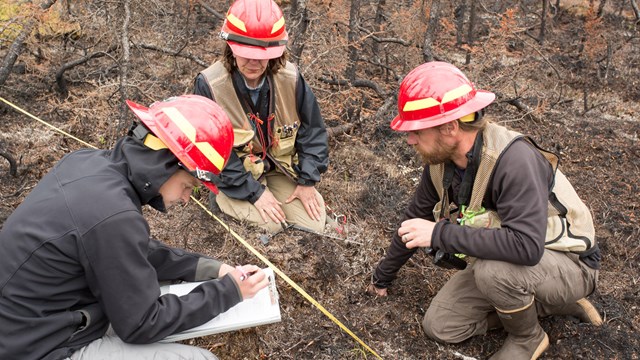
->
xmin=236 ymin=266 xmax=257 ymax=281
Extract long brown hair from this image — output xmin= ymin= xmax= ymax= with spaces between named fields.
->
xmin=222 ymin=44 xmax=287 ymax=75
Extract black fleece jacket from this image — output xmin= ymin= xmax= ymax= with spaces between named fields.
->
xmin=0 ymin=137 xmax=242 ymax=360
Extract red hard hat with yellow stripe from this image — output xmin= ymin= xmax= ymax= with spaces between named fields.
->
xmin=391 ymin=62 xmax=495 ymax=132
xmin=220 ymin=0 xmax=288 ymax=60
xmin=126 ymin=95 xmax=234 ymax=194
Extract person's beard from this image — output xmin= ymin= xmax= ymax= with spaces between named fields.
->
xmin=416 ymin=138 xmax=456 ymax=165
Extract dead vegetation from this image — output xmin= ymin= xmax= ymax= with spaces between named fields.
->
xmin=1 ymin=0 xmax=639 ymax=358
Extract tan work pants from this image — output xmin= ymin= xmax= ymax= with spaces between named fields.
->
xmin=216 ymin=171 xmax=327 ymax=234
xmin=69 ymin=327 xmax=217 ymax=359
xmin=422 ymin=249 xmax=598 ymax=343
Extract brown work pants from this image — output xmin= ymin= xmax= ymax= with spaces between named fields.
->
xmin=422 ymin=249 xmax=598 ymax=343
xmin=216 ymin=171 xmax=326 ymax=234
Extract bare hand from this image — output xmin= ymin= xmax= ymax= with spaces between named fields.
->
xmin=218 ymin=263 xmax=234 ymax=278
xmin=228 ymin=265 xmax=269 ymax=300
xmin=254 ymin=188 xmax=287 ymax=224
xmin=366 ymin=283 xmax=388 ymax=297
xmin=398 ymin=218 xmax=436 ymax=249
xmin=286 ymin=185 xmax=321 ymax=221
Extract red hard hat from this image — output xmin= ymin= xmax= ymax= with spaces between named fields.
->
xmin=126 ymin=95 xmax=234 ymax=194
xmin=391 ymin=62 xmax=495 ymax=132
xmin=220 ymin=0 xmax=288 ymax=60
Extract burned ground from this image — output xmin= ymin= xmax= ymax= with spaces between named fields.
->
xmin=1 ymin=1 xmax=639 ymax=359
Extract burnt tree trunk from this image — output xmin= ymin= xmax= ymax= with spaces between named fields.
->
xmin=423 ymin=0 xmax=442 ymax=62
xmin=117 ymin=0 xmax=132 ymax=138
xmin=539 ymin=0 xmax=548 ymax=44
xmin=454 ymin=0 xmax=467 ymax=46
xmin=631 ymin=0 xmax=640 ymax=20
xmin=346 ymin=0 xmax=362 ymax=82
xmin=288 ymin=0 xmax=309 ymax=65
xmin=464 ymin=0 xmax=477 ymax=64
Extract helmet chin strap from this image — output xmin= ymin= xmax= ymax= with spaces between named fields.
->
xmin=178 ymin=162 xmax=217 ymax=186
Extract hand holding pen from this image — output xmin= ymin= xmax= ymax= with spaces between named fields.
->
xmin=232 ymin=265 xmax=269 ymax=300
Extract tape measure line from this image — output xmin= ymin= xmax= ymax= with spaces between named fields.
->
xmin=0 ymin=96 xmax=382 ymax=359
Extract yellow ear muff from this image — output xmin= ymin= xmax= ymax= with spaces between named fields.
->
xmin=143 ymin=134 xmax=168 ymax=150
xmin=459 ymin=113 xmax=476 ymax=123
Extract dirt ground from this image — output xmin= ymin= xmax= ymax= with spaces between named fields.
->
xmin=1 ymin=1 xmax=639 ymax=359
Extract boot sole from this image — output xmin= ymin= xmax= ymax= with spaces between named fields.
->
xmin=531 ymin=333 xmax=549 ymax=360
xmin=576 ymin=298 xmax=604 ymax=326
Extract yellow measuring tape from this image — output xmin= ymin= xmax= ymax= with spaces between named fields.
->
xmin=0 ymin=96 xmax=382 ymax=359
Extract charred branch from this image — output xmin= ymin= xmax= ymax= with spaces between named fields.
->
xmin=358 ymin=56 xmax=401 ymax=81
xmin=196 ymin=0 xmax=225 ymax=20
xmin=55 ymin=45 xmax=118 ymax=98
xmin=326 ymin=123 xmax=355 ymax=138
xmin=630 ymin=0 xmax=640 ymax=20
xmin=319 ymin=76 xmax=387 ymax=97
xmin=501 ymin=96 xmax=541 ymax=122
xmin=357 ymin=26 xmax=411 ymax=46
xmin=0 ymin=149 xmax=18 ymax=177
xmin=136 ymin=43 xmax=208 ymax=68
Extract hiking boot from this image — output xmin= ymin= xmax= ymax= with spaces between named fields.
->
xmin=490 ymin=303 xmax=549 ymax=360
xmin=536 ymin=298 xmax=603 ymax=326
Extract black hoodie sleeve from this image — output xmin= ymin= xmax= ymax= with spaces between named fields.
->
xmin=80 ymin=210 xmax=242 ymax=343
xmin=293 ymin=74 xmax=329 ymax=186
xmin=193 ymin=73 xmax=265 ymax=203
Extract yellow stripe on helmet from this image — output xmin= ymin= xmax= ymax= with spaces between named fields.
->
xmin=226 ymin=13 xmax=247 ymax=33
xmin=403 ymin=97 xmax=440 ymax=112
xmin=441 ymin=84 xmax=472 ymax=104
xmin=160 ymin=107 xmax=226 ymax=171
xmin=271 ymin=16 xmax=285 ymax=34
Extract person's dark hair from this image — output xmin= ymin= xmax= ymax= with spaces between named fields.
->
xmin=222 ymin=44 xmax=287 ymax=74
xmin=457 ymin=109 xmax=489 ymax=132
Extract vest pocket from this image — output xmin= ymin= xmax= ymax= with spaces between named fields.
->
xmin=271 ymin=129 xmax=296 ymax=158
xmin=242 ymin=155 xmax=265 ymax=180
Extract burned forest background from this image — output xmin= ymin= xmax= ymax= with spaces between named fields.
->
xmin=1 ymin=0 xmax=639 ymax=359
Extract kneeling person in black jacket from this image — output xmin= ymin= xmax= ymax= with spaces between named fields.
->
xmin=0 ymin=95 xmax=269 ymax=360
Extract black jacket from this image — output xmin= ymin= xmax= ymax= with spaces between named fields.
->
xmin=0 ymin=137 xmax=242 ymax=360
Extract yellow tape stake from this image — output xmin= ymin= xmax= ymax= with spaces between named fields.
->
xmin=1 ymin=95 xmax=383 ymax=359
xmin=193 ymin=197 xmax=383 ymax=360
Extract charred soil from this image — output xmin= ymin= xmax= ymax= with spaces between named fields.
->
xmin=1 ymin=1 xmax=639 ymax=359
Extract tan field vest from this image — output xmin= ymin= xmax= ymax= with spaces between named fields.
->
xmin=430 ymin=122 xmax=596 ymax=254
xmin=200 ymin=61 xmax=301 ymax=180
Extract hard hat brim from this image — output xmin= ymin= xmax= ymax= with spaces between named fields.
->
xmin=228 ymin=41 xmax=285 ymax=60
xmin=126 ymin=100 xmax=154 ymax=127
xmin=203 ymin=182 xmax=220 ymax=195
xmin=391 ymin=90 xmax=496 ymax=132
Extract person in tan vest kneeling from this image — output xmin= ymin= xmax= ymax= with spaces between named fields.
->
xmin=367 ymin=62 xmax=602 ymax=359
xmin=193 ymin=0 xmax=329 ymax=235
